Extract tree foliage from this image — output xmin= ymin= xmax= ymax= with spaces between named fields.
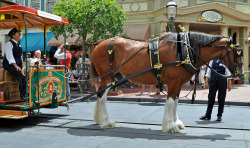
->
xmin=50 ymin=0 xmax=127 ymax=43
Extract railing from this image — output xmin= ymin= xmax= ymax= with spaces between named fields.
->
xmin=75 ymin=62 xmax=91 ymax=91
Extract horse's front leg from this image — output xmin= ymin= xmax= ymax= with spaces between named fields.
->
xmin=173 ymin=98 xmax=185 ymax=130
xmin=162 ymin=79 xmax=185 ymax=133
xmin=162 ymin=97 xmax=180 ymax=133
xmin=94 ymin=87 xmax=116 ymax=128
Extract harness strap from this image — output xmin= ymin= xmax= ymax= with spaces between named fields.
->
xmin=149 ymin=37 xmax=163 ymax=91
xmin=68 ymin=61 xmax=183 ymax=103
xmin=107 ymin=36 xmax=119 ymax=86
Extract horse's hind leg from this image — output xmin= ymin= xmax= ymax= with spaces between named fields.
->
xmin=94 ymin=85 xmax=116 ymax=129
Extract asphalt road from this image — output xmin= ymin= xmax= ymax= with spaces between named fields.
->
xmin=0 ymin=101 xmax=249 ymax=148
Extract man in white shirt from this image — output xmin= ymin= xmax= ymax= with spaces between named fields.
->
xmin=200 ymin=59 xmax=232 ymax=121
xmin=2 ymin=28 xmax=26 ymax=101
xmin=54 ymin=43 xmax=72 ymax=100
xmin=27 ymin=52 xmax=33 ymax=62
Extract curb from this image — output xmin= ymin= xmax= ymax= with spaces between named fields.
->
xmin=71 ymin=95 xmax=250 ymax=106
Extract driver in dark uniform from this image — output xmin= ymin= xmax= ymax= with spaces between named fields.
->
xmin=200 ymin=59 xmax=232 ymax=121
xmin=3 ymin=28 xmax=26 ymax=100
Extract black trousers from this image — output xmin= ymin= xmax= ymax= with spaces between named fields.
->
xmin=4 ymin=65 xmax=26 ymax=99
xmin=206 ymin=79 xmax=227 ymax=117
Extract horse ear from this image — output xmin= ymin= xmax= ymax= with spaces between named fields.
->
xmin=232 ymin=32 xmax=237 ymax=44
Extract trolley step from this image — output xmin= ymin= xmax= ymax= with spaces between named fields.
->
xmin=0 ymin=110 xmax=28 ymax=119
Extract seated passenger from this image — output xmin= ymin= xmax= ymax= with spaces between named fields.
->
xmin=31 ymin=50 xmax=42 ymax=65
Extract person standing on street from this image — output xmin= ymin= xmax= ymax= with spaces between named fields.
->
xmin=54 ymin=43 xmax=72 ymax=100
xmin=200 ymin=59 xmax=232 ymax=121
xmin=3 ymin=28 xmax=26 ymax=100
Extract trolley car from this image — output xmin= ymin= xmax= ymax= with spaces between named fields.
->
xmin=0 ymin=5 xmax=69 ymax=119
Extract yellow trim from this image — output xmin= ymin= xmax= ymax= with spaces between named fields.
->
xmin=40 ymin=27 xmax=51 ymax=38
xmin=183 ymin=31 xmax=198 ymax=71
xmin=0 ymin=9 xmax=37 ymax=16
xmin=0 ymin=14 xmax=5 ymax=20
xmin=178 ymin=24 xmax=185 ymax=32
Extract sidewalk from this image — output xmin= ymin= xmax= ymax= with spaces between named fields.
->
xmin=71 ymin=84 xmax=250 ymax=106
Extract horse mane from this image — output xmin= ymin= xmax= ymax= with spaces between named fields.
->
xmin=189 ymin=32 xmax=223 ymax=49
xmin=160 ymin=32 xmax=177 ymax=42
xmin=121 ymin=36 xmax=146 ymax=42
xmin=160 ymin=32 xmax=223 ymax=47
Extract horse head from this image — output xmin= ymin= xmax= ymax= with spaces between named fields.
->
xmin=220 ymin=32 xmax=243 ymax=78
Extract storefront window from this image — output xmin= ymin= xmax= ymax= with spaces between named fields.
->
xmin=236 ymin=0 xmax=246 ymax=2
xmin=31 ymin=0 xmax=40 ymax=10
xmin=16 ymin=0 xmax=24 ymax=5
xmin=47 ymin=0 xmax=56 ymax=13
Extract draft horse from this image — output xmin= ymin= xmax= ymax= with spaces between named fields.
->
xmin=91 ymin=32 xmax=243 ymax=133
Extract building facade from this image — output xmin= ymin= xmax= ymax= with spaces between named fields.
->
xmin=117 ymin=0 xmax=250 ymax=82
xmin=1 ymin=0 xmax=250 ymax=80
xmin=6 ymin=0 xmax=55 ymax=13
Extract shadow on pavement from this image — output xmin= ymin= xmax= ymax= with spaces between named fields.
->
xmin=67 ymin=125 xmax=231 ymax=141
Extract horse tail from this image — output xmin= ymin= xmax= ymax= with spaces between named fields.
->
xmin=90 ymin=61 xmax=98 ymax=86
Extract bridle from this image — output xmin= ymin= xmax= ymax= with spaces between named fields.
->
xmin=208 ymin=37 xmax=243 ymax=77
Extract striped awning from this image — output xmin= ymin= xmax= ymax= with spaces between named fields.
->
xmin=47 ymin=34 xmax=81 ymax=47
xmin=123 ymin=24 xmax=151 ymax=41
xmin=48 ymin=24 xmax=151 ymax=46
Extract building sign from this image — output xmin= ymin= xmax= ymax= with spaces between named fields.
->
xmin=198 ymin=11 xmax=225 ymax=23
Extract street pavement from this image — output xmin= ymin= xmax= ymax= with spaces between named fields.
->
xmin=1 ymin=101 xmax=248 ymax=148
xmin=0 ymin=84 xmax=249 ymax=148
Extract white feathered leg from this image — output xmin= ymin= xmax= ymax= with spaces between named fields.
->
xmin=162 ymin=98 xmax=180 ymax=133
xmin=94 ymin=88 xmax=116 ymax=128
xmin=173 ymin=98 xmax=185 ymax=130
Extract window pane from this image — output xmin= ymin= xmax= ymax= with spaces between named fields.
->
xmin=31 ymin=0 xmax=40 ymax=10
xmin=16 ymin=0 xmax=24 ymax=5
xmin=47 ymin=0 xmax=56 ymax=13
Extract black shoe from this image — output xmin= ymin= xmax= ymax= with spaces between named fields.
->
xmin=155 ymin=92 xmax=160 ymax=95
xmin=217 ymin=116 xmax=222 ymax=121
xmin=200 ymin=115 xmax=211 ymax=120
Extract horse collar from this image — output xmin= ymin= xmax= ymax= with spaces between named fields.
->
xmin=179 ymin=32 xmax=199 ymax=73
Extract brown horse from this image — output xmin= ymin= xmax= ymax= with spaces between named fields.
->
xmin=91 ymin=32 xmax=242 ymax=133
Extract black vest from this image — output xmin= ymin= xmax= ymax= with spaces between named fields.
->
xmin=211 ymin=60 xmax=226 ymax=82
xmin=3 ymin=40 xmax=23 ymax=67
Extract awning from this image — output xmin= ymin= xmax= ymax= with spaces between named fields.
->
xmin=48 ymin=32 xmax=81 ymax=47
xmin=20 ymin=32 xmax=54 ymax=52
xmin=47 ymin=24 xmax=151 ymax=46
xmin=123 ymin=24 xmax=151 ymax=41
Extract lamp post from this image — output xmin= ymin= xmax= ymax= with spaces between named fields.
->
xmin=166 ymin=0 xmax=177 ymax=32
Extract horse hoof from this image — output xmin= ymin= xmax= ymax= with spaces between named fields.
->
xmin=162 ymin=123 xmax=180 ymax=133
xmin=100 ymin=119 xmax=116 ymax=129
xmin=175 ymin=119 xmax=185 ymax=130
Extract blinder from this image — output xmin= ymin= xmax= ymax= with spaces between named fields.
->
xmin=225 ymin=38 xmax=244 ymax=77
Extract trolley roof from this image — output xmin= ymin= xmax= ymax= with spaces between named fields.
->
xmin=0 ymin=5 xmax=69 ymax=29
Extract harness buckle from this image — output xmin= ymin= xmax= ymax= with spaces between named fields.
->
xmin=154 ymin=63 xmax=162 ymax=69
